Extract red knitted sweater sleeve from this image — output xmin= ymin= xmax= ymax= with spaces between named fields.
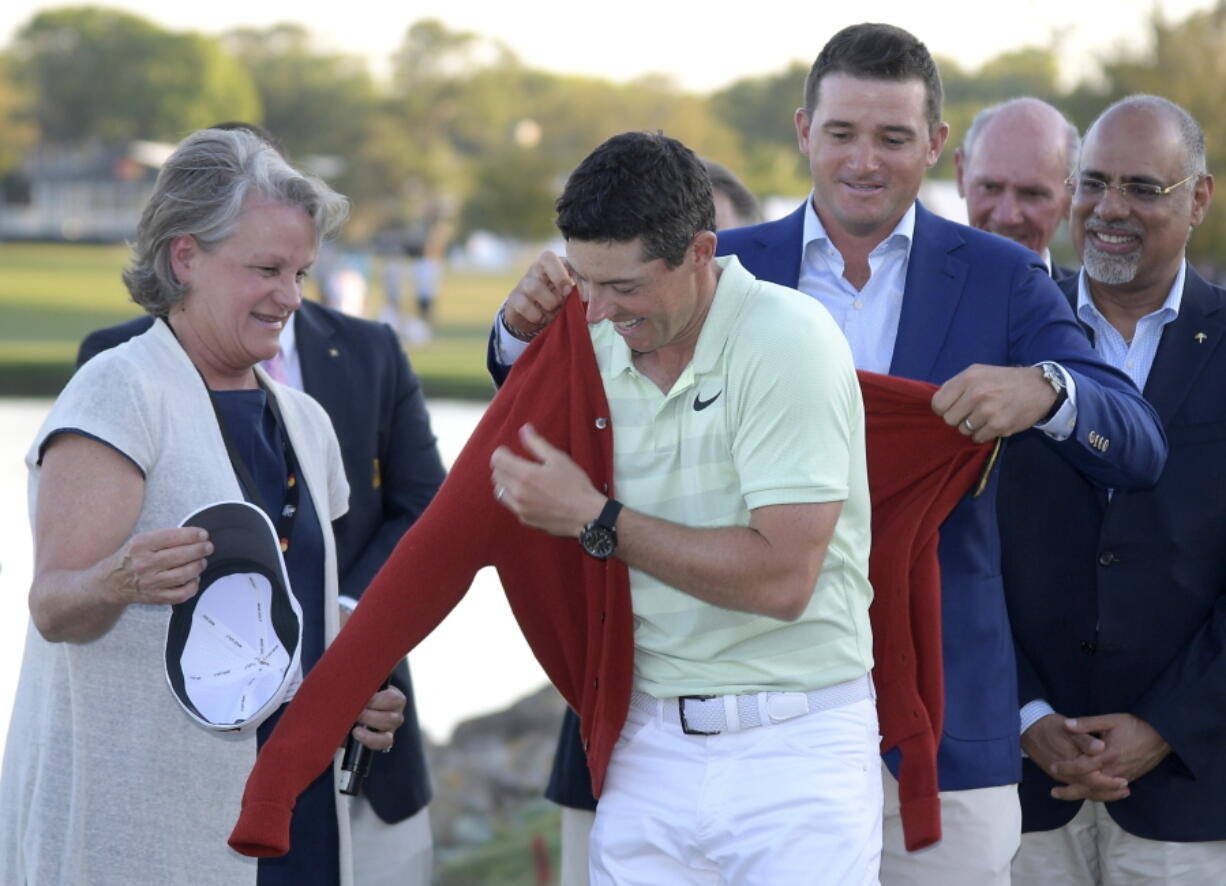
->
xmin=858 ymin=370 xmax=995 ymax=851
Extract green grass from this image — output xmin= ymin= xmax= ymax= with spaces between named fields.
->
xmin=435 ymin=803 xmax=562 ymax=886
xmin=0 ymin=243 xmax=518 ymax=400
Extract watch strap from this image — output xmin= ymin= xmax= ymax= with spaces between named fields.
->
xmin=594 ymin=498 xmax=622 ymax=530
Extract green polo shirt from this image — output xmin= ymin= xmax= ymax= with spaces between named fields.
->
xmin=591 ymin=255 xmax=873 ymax=697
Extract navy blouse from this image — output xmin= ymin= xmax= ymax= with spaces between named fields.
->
xmin=214 ymin=389 xmax=338 ymax=886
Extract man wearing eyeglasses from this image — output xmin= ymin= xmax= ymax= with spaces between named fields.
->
xmin=954 ymin=98 xmax=1079 ymax=279
xmin=1000 ymin=94 xmax=1226 ymax=883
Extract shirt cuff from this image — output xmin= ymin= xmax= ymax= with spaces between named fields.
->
xmin=1020 ymin=698 xmax=1056 ymax=737
xmin=338 ymin=595 xmax=359 ymax=613
xmin=1032 ymin=362 xmax=1077 ymax=441
xmin=493 ymin=308 xmax=531 ymax=365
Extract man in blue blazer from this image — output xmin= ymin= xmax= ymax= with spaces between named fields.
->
xmin=79 ymin=298 xmax=445 ymax=885
xmin=1001 ymin=96 xmax=1226 ymax=884
xmin=716 ymin=26 xmax=1164 ymax=883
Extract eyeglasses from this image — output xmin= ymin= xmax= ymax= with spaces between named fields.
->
xmin=1065 ymin=172 xmax=1200 ymax=203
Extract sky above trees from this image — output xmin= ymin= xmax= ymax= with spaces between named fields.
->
xmin=0 ymin=0 xmax=1217 ymax=91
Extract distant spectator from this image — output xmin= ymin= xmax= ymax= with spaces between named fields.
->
xmin=704 ymin=158 xmax=762 ymax=229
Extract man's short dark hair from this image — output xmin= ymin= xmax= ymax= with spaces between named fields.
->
xmin=555 ymin=131 xmax=715 ymax=268
xmin=803 ymin=23 xmax=943 ymax=134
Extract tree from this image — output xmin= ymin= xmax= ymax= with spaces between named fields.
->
xmin=938 ymin=47 xmax=1069 ymax=177
xmin=0 ymin=53 xmax=37 ymax=176
xmin=221 ymin=25 xmax=378 ymax=161
xmin=11 ymin=7 xmax=259 ymax=143
xmin=710 ymin=62 xmax=812 ymax=198
xmin=1092 ymin=3 xmax=1226 ymax=270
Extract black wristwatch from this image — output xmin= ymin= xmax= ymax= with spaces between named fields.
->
xmin=579 ymin=499 xmax=622 ymax=559
xmin=1037 ymin=362 xmax=1069 ymax=424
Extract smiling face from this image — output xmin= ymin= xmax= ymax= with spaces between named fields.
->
xmin=170 ymin=196 xmax=316 ymax=388
xmin=1072 ymin=105 xmax=1212 ymax=298
xmin=796 ymin=73 xmax=947 ymax=247
xmin=569 ymin=234 xmax=716 ymax=363
xmin=955 ymin=105 xmax=1072 ymax=255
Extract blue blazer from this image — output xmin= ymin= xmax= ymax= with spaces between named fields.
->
xmin=718 ymin=201 xmax=1165 ymax=791
xmin=78 ymin=301 xmax=445 ymax=823
xmin=1000 ymin=268 xmax=1226 ymax=840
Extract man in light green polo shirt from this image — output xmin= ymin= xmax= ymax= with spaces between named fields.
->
xmin=490 ymin=131 xmax=880 ymax=885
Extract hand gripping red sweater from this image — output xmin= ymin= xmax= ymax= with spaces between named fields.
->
xmin=229 ymin=293 xmax=991 ymax=857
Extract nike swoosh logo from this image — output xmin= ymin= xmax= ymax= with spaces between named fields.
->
xmin=693 ymin=390 xmax=722 ymax=411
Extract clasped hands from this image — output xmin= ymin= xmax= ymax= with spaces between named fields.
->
xmin=1022 ymin=712 xmax=1171 ymax=802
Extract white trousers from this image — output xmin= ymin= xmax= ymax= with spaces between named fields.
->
xmin=346 ymin=799 xmax=432 ymax=886
xmin=1012 ymin=798 xmax=1226 ymax=885
xmin=589 ymin=694 xmax=882 ymax=885
xmin=880 ymin=765 xmax=1020 ymax=886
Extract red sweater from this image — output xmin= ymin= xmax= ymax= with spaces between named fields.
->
xmin=859 ymin=372 xmax=995 ymax=849
xmin=229 ymin=294 xmax=990 ymax=857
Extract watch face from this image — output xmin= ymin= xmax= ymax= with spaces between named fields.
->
xmin=580 ymin=525 xmax=616 ymax=559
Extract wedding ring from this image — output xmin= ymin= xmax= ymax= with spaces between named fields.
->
xmin=963 ymin=418 xmax=976 ymax=432
xmin=496 ymin=486 xmax=506 ymax=502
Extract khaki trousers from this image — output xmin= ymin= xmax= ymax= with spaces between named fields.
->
xmin=880 ymin=764 xmax=1020 ymax=886
xmin=1013 ymin=799 xmax=1226 ymax=885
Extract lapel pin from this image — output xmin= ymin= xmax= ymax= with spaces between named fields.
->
xmin=328 ymin=347 xmax=340 ymax=358
xmin=1194 ymin=333 xmax=1208 ymax=344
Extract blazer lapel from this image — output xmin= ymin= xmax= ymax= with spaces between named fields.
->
xmin=741 ymin=203 xmax=805 ymax=289
xmin=1142 ymin=267 xmax=1226 ymax=426
xmin=889 ymin=203 xmax=970 ymax=381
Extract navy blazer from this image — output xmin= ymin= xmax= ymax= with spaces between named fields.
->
xmin=1000 ymin=268 xmax=1226 ymax=841
xmin=718 ymin=201 xmax=1165 ymax=791
xmin=78 ymin=300 xmax=445 ymax=823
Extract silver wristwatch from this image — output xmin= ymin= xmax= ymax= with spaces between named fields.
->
xmin=1037 ymin=362 xmax=1068 ymax=424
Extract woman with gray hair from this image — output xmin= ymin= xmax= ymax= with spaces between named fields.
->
xmin=0 ymin=127 xmax=404 ymax=886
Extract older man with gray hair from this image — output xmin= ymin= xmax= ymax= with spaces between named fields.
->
xmin=955 ymin=97 xmax=1080 ymax=277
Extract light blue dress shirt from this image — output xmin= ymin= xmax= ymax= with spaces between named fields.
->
xmin=1075 ymin=262 xmax=1185 ymax=392
xmin=798 ymin=199 xmax=912 ymax=375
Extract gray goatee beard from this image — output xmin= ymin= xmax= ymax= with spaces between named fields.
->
xmin=1082 ymin=221 xmax=1143 ymax=285
xmin=1083 ymin=245 xmax=1140 ymax=284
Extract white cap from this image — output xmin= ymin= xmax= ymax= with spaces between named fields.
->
xmin=165 ymin=501 xmax=302 ymax=737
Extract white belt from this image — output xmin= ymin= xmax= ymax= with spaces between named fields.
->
xmin=630 ymin=674 xmax=873 ymax=736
